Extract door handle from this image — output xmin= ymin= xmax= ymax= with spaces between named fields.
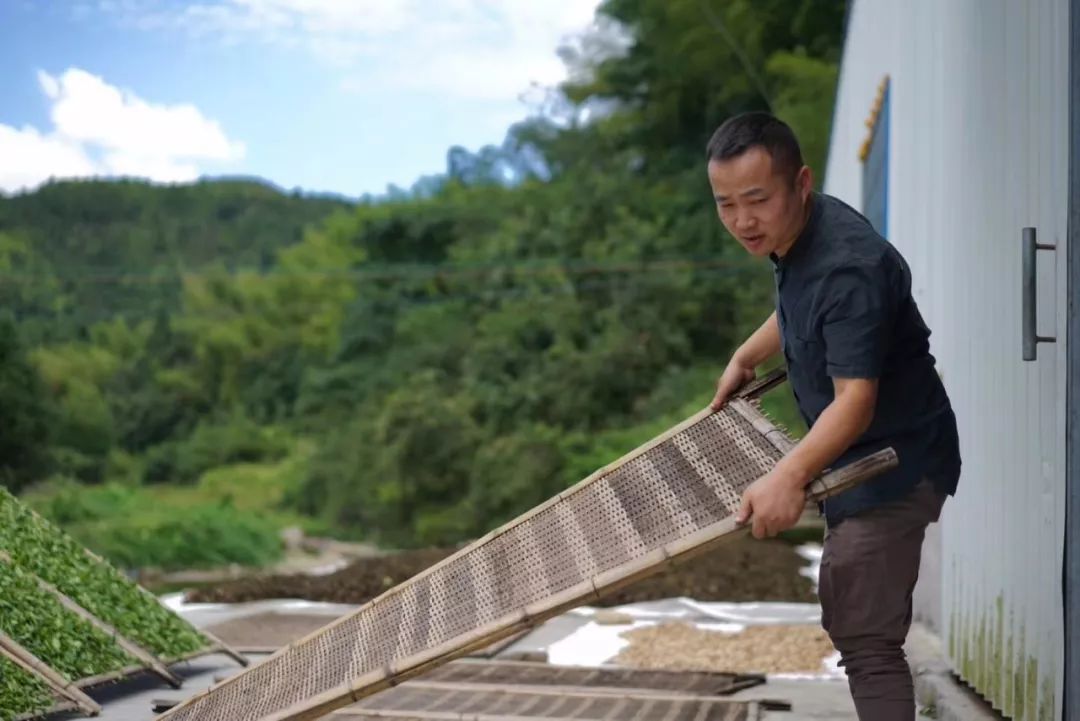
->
xmin=1022 ymin=227 xmax=1057 ymax=361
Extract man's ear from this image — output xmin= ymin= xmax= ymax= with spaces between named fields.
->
xmin=796 ymin=165 xmax=814 ymax=201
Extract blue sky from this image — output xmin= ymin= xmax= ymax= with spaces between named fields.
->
xmin=0 ymin=0 xmax=603 ymax=198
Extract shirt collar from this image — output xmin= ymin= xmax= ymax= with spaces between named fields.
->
xmin=770 ymin=192 xmax=822 ymax=269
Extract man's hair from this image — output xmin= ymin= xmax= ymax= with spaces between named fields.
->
xmin=705 ymin=112 xmax=805 ymax=182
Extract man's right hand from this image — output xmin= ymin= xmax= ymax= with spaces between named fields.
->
xmin=710 ymin=357 xmax=756 ymax=410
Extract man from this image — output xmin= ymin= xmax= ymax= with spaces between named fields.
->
xmin=705 ymin=112 xmax=961 ymax=721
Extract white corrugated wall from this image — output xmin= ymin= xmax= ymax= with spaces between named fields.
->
xmin=823 ymin=1 xmax=1069 ymax=719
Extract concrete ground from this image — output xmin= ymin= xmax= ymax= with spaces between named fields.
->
xmin=907 ymin=624 xmax=1004 ymax=721
xmin=496 ymin=607 xmax=860 ymax=721
xmin=736 ymin=679 xmax=857 ymax=720
xmin=66 ymin=610 xmax=998 ymax=721
xmin=54 ymin=652 xmax=261 ymax=721
xmin=71 ymin=607 xmax=860 ymax=721
xmin=71 ymin=653 xmax=859 ymax=721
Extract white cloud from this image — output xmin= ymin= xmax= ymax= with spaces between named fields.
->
xmin=108 ymin=0 xmax=607 ymax=102
xmin=43 ymin=69 xmax=242 ymax=161
xmin=37 ymin=71 xmax=60 ymax=99
xmin=226 ymin=0 xmax=413 ymax=35
xmin=0 ymin=125 xmax=98 ymax=192
xmin=0 ymin=68 xmax=245 ymax=194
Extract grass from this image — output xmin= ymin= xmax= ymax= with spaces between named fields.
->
xmin=21 ymin=371 xmax=811 ymax=576
xmin=117 ymin=439 xmax=319 ymax=528
xmin=25 ymin=441 xmax=332 ymax=572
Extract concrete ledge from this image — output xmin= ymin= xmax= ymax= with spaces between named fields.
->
xmin=906 ymin=623 xmax=1004 ymax=721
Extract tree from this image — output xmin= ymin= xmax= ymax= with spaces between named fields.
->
xmin=3 ymin=0 xmax=844 ymax=552
xmin=0 ymin=316 xmax=53 ymax=492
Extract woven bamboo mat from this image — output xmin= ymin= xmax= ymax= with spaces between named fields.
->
xmin=419 ymin=659 xmax=763 ymax=696
xmin=159 ymin=370 xmax=895 ymax=721
xmin=335 ymin=684 xmax=758 ymax=721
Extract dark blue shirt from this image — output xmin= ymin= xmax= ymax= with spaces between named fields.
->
xmin=771 ymin=192 xmax=961 ymax=525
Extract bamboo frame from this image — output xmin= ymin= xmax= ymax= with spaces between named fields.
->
xmin=465 ymin=629 xmax=528 ymax=659
xmin=160 ymin=370 xmax=895 ymax=721
xmin=72 ymin=646 xmax=223 ymax=690
xmin=426 ymin=658 xmax=764 ymax=695
xmin=1 ymin=644 xmax=227 ymax=719
xmin=13 ymin=700 xmax=78 ymax=721
xmin=382 ymin=680 xmax=751 ymax=702
xmin=79 ymin=545 xmax=250 ymax=668
xmin=0 ymin=539 xmax=239 ymax=719
xmin=736 ymin=366 xmax=788 ymax=399
xmin=161 ymin=644 xmax=236 ymax=666
xmin=332 ymin=714 xmax=757 ymax=721
xmin=8 ymin=643 xmax=247 ymax=721
xmin=14 ymin=645 xmax=237 ymax=721
xmin=230 ymin=646 xmax=281 ymax=655
xmin=0 ymin=631 xmax=101 ymax=716
xmin=333 ymin=688 xmax=761 ymax=721
xmin=73 ymin=665 xmax=150 ymax=691
xmin=181 ymin=629 xmax=248 ymax=667
xmin=0 ymin=550 xmax=182 ymax=688
xmin=332 ymin=712 xmax=756 ymax=716
xmin=0 ymin=498 xmax=248 ymax=669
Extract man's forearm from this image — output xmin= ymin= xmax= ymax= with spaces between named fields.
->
xmin=776 ymin=380 xmax=877 ymax=487
xmin=734 ymin=311 xmax=781 ymax=368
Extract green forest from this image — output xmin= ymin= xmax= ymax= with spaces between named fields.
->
xmin=0 ymin=0 xmax=845 ymax=571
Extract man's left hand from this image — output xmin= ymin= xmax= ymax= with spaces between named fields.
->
xmin=735 ymin=464 xmax=808 ymax=539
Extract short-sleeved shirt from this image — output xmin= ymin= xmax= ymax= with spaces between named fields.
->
xmin=771 ymin=192 xmax=961 ymax=526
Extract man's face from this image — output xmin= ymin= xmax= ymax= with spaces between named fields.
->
xmin=707 ymin=146 xmax=812 ymax=258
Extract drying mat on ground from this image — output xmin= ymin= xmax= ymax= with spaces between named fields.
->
xmin=333 ymin=684 xmax=760 ymax=721
xmin=204 ymin=613 xmax=518 ymax=657
xmin=467 ymin=630 xmax=529 ymax=659
xmin=159 ymin=369 xmax=896 ymax=721
xmin=614 ymin=622 xmax=836 ymax=676
xmin=206 ymin=612 xmax=349 ymax=653
xmin=419 ymin=659 xmax=764 ymax=696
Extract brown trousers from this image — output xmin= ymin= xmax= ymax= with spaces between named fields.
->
xmin=819 ymin=480 xmax=946 ymax=721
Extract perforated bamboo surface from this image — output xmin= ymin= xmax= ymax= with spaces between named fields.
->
xmin=419 ymin=659 xmax=763 ymax=696
xmin=159 ymin=376 xmax=895 ymax=721
xmin=336 ymin=685 xmax=757 ymax=720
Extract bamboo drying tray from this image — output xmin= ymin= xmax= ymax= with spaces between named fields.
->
xmin=158 ymin=369 xmax=896 ymax=721
xmin=0 ymin=507 xmax=249 ymax=721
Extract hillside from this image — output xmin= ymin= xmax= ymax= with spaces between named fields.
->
xmin=0 ymin=178 xmax=350 ymax=345
xmin=3 ymin=0 xmax=840 ymax=571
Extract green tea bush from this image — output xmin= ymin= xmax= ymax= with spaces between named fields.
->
xmin=0 ymin=562 xmax=134 ymax=679
xmin=28 ymin=471 xmax=289 ymax=571
xmin=0 ymin=488 xmax=207 ymax=658
xmin=144 ymin=414 xmax=290 ymax=485
xmin=76 ymin=505 xmax=283 ymax=571
xmin=29 ymin=478 xmax=137 ymax=526
xmin=0 ymin=656 xmax=53 ymax=721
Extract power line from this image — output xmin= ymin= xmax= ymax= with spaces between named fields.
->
xmin=0 ymin=255 xmax=755 ymax=286
xmin=698 ymin=0 xmax=773 ymax=110
xmin=8 ymin=265 xmax=758 ymax=329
